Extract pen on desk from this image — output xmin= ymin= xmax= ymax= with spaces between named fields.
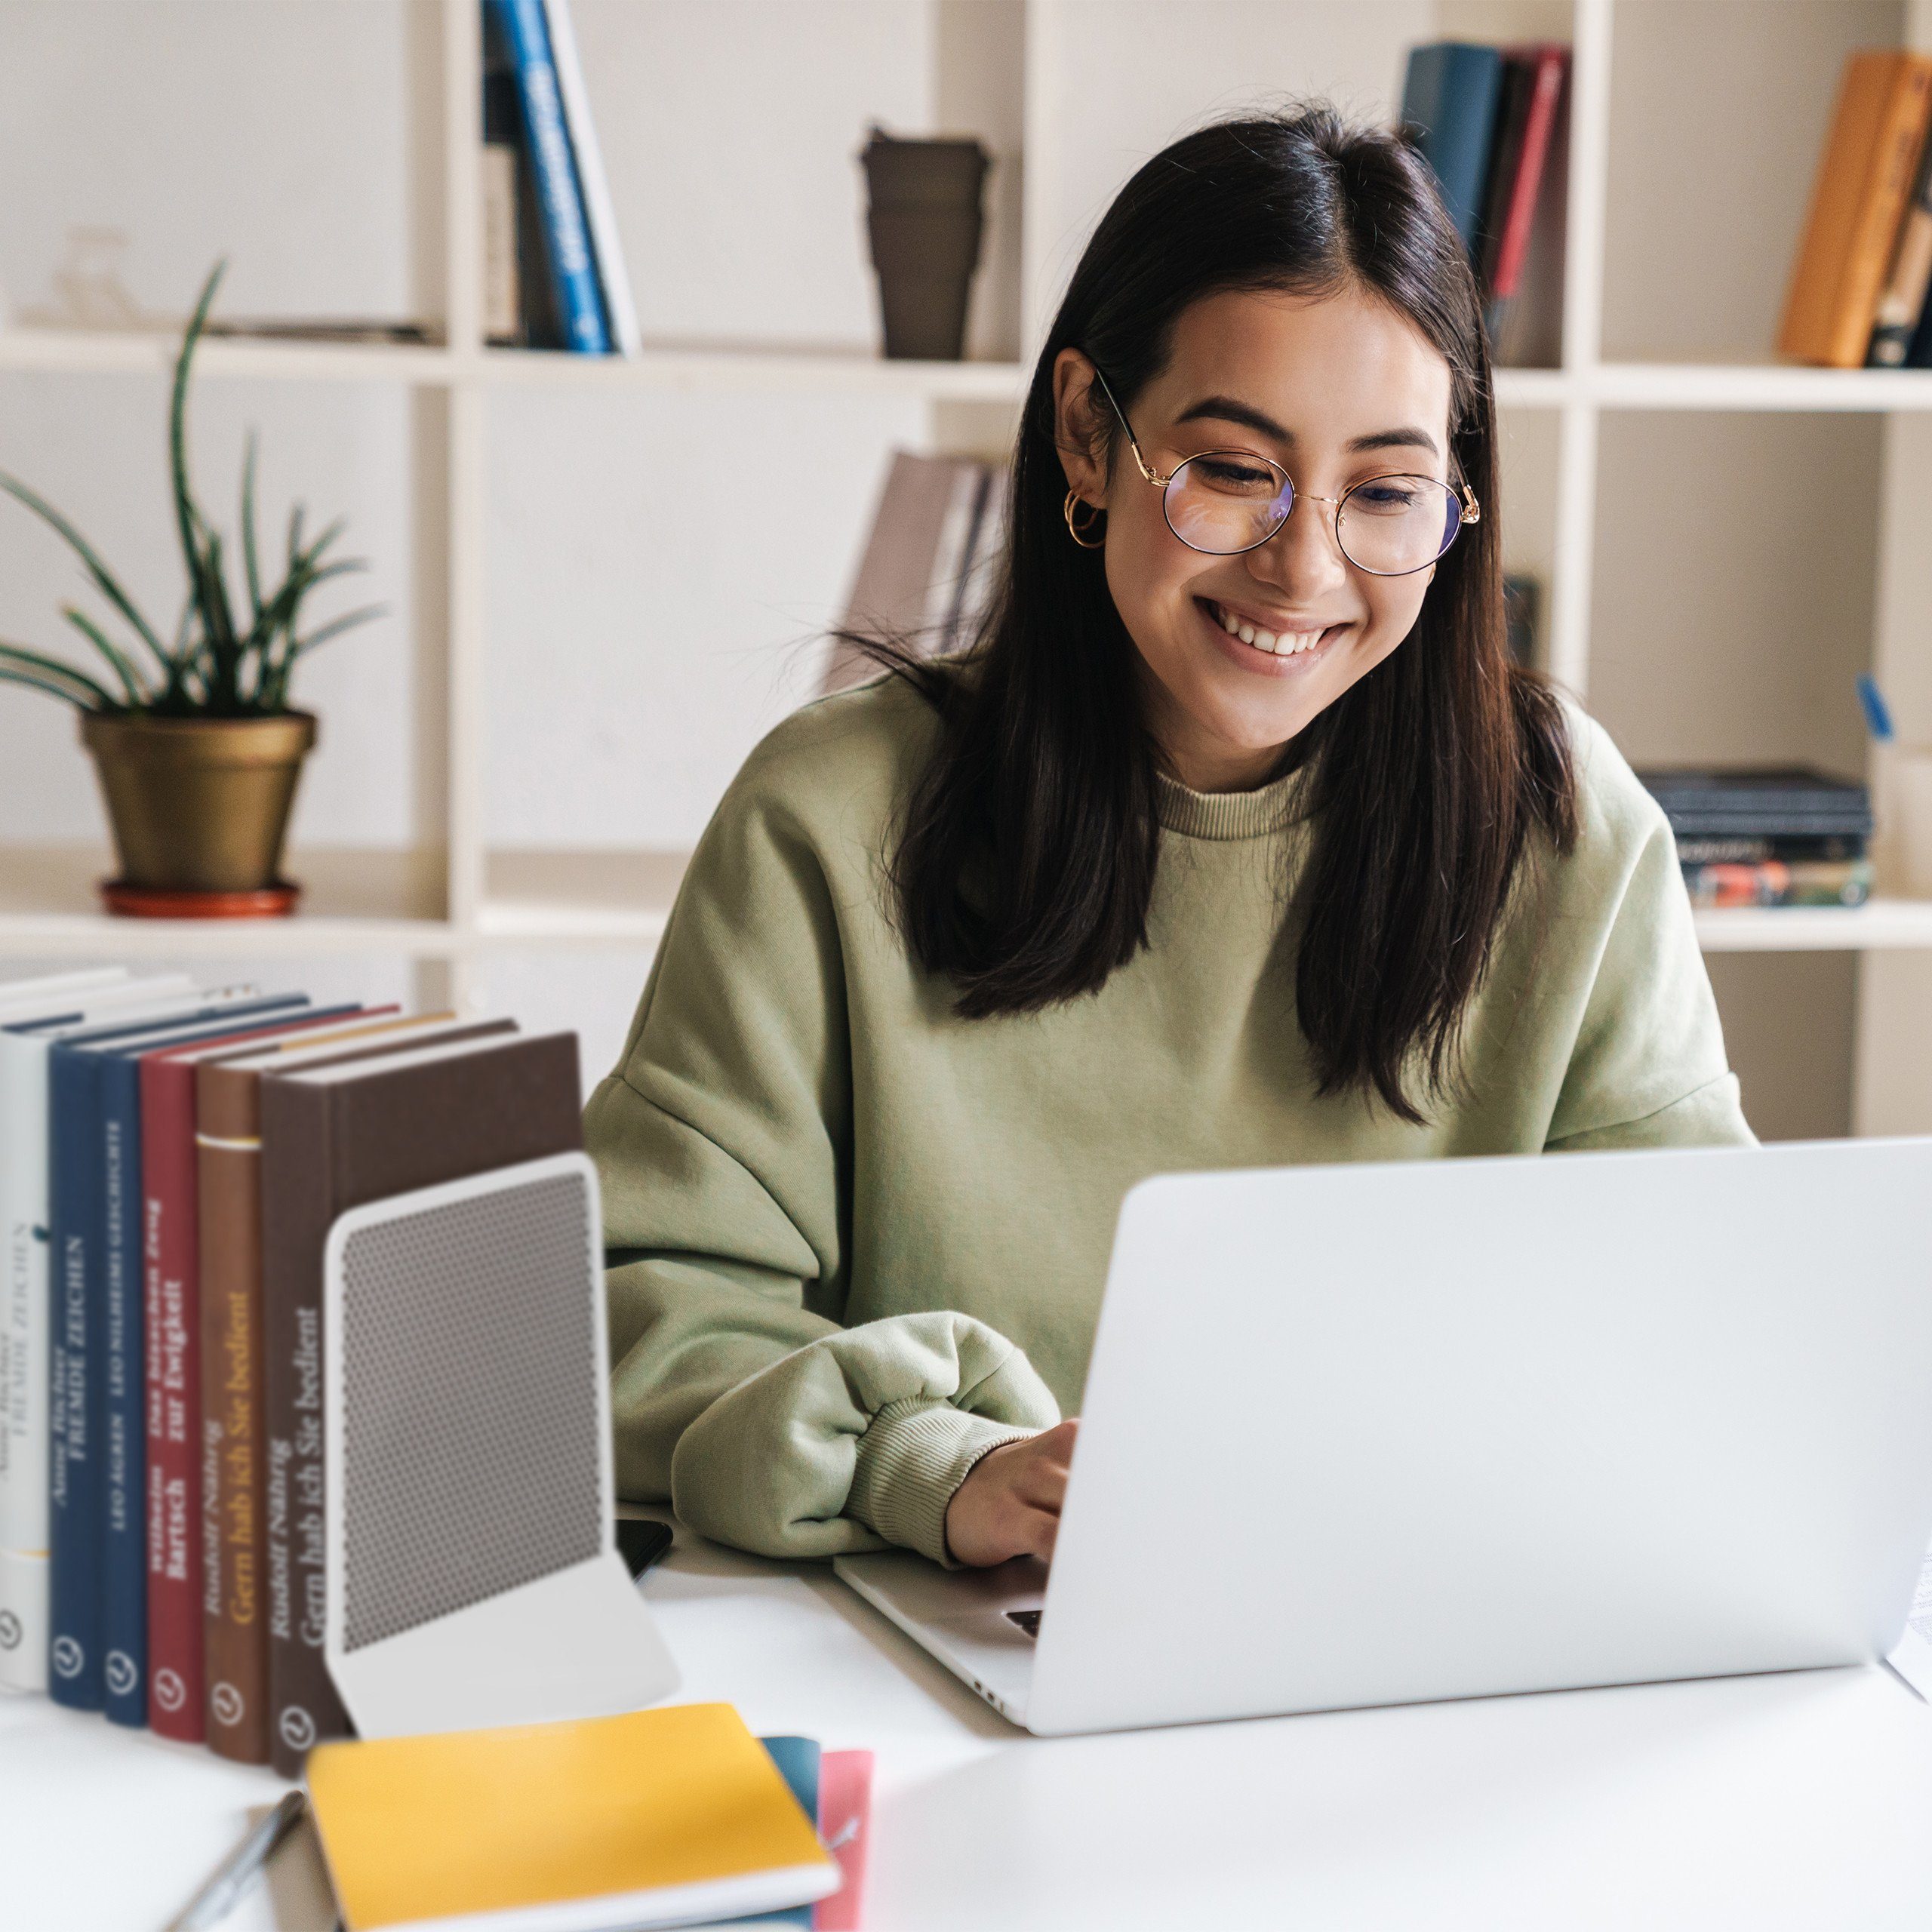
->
xmin=168 ymin=1788 xmax=309 ymax=1932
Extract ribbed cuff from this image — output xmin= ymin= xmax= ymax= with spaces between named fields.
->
xmin=846 ymin=1398 xmax=1038 ymax=1567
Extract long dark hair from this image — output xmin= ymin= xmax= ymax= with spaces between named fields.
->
xmin=865 ymin=103 xmax=1577 ymax=1124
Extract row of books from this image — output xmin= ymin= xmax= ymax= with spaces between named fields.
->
xmin=1397 ymin=40 xmax=1571 ymax=366
xmin=1780 ymin=49 xmax=1932 ymax=369
xmin=0 ymin=967 xmax=587 ymax=1780
xmin=822 ymin=449 xmax=1008 ymax=692
xmin=1638 ymin=767 xmax=1875 ymax=909
xmin=481 ymin=0 xmax=639 ymax=354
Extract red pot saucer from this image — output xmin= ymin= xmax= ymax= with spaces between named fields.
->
xmin=100 ymin=878 xmax=302 ymax=919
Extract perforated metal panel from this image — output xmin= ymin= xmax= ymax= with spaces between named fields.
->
xmin=337 ymin=1168 xmax=605 ymax=1652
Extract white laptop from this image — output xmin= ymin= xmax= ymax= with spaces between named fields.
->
xmin=834 ymin=1137 xmax=1932 ymax=1737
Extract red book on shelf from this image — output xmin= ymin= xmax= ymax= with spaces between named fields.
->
xmin=138 ymin=1007 xmax=398 ymax=1741
xmin=1490 ymin=45 xmax=1569 ymax=301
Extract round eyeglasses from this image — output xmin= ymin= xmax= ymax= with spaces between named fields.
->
xmin=1085 ymin=364 xmax=1479 ymax=577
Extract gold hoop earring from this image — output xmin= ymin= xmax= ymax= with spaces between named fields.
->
xmin=1063 ymin=488 xmax=1106 ymax=549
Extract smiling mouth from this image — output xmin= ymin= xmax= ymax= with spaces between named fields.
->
xmin=1198 ymin=598 xmax=1341 ymax=657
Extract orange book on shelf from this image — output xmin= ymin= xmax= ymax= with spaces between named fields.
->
xmin=1779 ymin=49 xmax=1932 ymax=368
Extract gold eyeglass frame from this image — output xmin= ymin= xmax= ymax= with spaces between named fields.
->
xmin=1084 ymin=362 xmax=1480 ymax=576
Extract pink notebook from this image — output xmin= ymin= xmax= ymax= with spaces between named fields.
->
xmin=814 ymin=1749 xmax=875 ymax=1931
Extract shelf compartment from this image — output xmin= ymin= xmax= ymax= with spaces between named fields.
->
xmin=1693 ymin=899 xmax=1932 ymax=952
xmin=0 ymin=844 xmax=451 ymax=956
xmin=1590 ymin=361 xmax=1932 ymax=413
xmin=0 ymin=327 xmax=1029 ymax=400
xmin=0 ymin=327 xmax=454 ymax=385
xmin=476 ymin=848 xmax=688 ymax=947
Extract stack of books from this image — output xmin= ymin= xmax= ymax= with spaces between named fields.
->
xmin=1780 ymin=50 xmax=1932 ymax=369
xmin=1636 ymin=767 xmax=1875 ymax=909
xmin=1397 ymin=41 xmax=1571 ymax=364
xmin=0 ymin=971 xmax=589 ymax=1776
xmin=481 ymin=0 xmax=638 ymax=355
xmin=306 ymin=1709 xmax=872 ymax=1931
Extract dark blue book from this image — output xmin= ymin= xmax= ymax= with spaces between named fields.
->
xmin=46 ymin=995 xmax=304 ymax=1712
xmin=1907 ymin=284 xmax=1932 ymax=367
xmin=1399 ymin=42 xmax=1506 ymax=260
xmin=92 ymin=1001 xmax=358 ymax=1727
xmin=491 ymin=0 xmax=611 ymax=353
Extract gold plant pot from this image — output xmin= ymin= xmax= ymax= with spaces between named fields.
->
xmin=79 ymin=709 xmax=318 ymax=900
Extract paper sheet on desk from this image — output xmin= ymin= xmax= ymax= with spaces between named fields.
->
xmin=1887 ymin=1543 xmax=1932 ymax=1700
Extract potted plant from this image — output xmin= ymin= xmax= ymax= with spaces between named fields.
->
xmin=0 ymin=261 xmax=383 ymax=917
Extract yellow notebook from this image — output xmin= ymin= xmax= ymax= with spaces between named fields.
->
xmin=304 ymin=1703 xmax=840 ymax=1932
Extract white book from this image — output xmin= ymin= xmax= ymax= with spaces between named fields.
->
xmin=0 ymin=976 xmax=242 ymax=1693
xmin=543 ymin=0 xmax=640 ymax=355
xmin=0 ymin=971 xmax=130 ymax=1010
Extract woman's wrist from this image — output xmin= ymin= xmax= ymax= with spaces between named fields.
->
xmin=847 ymin=1397 xmax=1038 ymax=1566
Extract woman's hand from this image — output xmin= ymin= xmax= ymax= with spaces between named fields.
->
xmin=943 ymin=1419 xmax=1079 ymax=1567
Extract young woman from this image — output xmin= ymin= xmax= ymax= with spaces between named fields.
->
xmin=584 ymin=106 xmax=1752 ymax=1574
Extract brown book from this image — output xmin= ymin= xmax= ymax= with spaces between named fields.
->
xmin=1778 ymin=50 xmax=1932 ymax=368
xmin=194 ymin=1013 xmax=500 ymax=1761
xmin=822 ymin=450 xmax=994 ymax=693
xmin=195 ymin=1055 xmax=276 ymax=1762
xmin=260 ymin=1029 xmax=583 ymax=1777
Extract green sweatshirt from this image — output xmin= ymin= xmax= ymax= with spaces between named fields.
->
xmin=584 ymin=675 xmax=1753 ymax=1567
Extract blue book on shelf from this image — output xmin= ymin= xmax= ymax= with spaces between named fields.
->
xmin=46 ymin=1039 xmax=106 ymax=1709
xmin=46 ymin=995 xmax=304 ymax=1713
xmin=93 ymin=1001 xmax=351 ymax=1727
xmin=491 ymin=0 xmax=612 ymax=354
xmin=1399 ymin=42 xmax=1506 ymax=260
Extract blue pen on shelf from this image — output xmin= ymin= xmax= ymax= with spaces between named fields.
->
xmin=1859 ymin=673 xmax=1896 ymax=743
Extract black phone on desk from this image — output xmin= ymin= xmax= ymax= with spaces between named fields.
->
xmin=616 ymin=1517 xmax=673 ymax=1580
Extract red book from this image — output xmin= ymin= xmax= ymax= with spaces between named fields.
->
xmin=1489 ymin=45 xmax=1569 ymax=302
xmin=138 ymin=1007 xmax=398 ymax=1740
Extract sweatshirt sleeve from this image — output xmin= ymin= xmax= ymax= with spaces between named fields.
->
xmin=583 ymin=737 xmax=1057 ymax=1565
xmin=1543 ymin=728 xmax=1757 ymax=1155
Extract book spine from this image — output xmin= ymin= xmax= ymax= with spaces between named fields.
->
xmin=143 ymin=1059 xmax=204 ymax=1740
xmin=263 ymin=1080 xmax=349 ymax=1776
xmin=1399 ymin=44 xmax=1504 ymax=257
xmin=1682 ymin=859 xmax=1874 ymax=909
xmin=100 ymin=1057 xmax=148 ymax=1724
xmin=198 ymin=1064 xmax=269 ymax=1761
xmin=1490 ymin=48 xmax=1567 ymax=301
xmin=0 ymin=1036 xmax=52 ymax=1691
xmin=47 ymin=1048 xmax=103 ymax=1708
xmin=1674 ymin=833 xmax=1865 ymax=865
xmin=493 ymin=0 xmax=611 ymax=354
xmin=1868 ymin=124 xmax=1932 ymax=365
xmin=541 ymin=0 xmax=639 ymax=353
xmin=1782 ymin=54 xmax=1932 ymax=367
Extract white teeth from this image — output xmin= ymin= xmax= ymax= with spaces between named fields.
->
xmin=1213 ymin=601 xmax=1328 ymax=656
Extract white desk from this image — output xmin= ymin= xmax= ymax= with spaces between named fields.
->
xmin=6 ymin=1516 xmax=1932 ymax=1932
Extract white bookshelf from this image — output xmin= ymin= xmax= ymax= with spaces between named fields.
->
xmin=2 ymin=0 xmax=1930 ymax=1137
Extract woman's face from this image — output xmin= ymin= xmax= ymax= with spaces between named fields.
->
xmin=1054 ymin=285 xmax=1459 ymax=792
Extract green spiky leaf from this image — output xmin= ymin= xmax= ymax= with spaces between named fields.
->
xmin=0 ymin=469 xmax=172 ymax=678
xmin=168 ymin=261 xmax=225 ymax=634
xmin=59 ymin=605 xmax=149 ymax=706
xmin=240 ymin=429 xmax=263 ymax=626
xmin=0 ymin=639 xmax=114 ymax=707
